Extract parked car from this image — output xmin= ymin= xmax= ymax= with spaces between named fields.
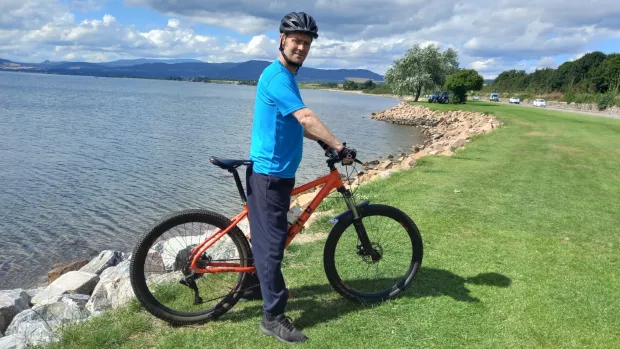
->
xmin=490 ymin=93 xmax=500 ymax=102
xmin=509 ymin=96 xmax=520 ymax=104
xmin=472 ymin=95 xmax=480 ymax=100
xmin=533 ymin=98 xmax=547 ymax=107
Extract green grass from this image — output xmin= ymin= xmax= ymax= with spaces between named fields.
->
xmin=47 ymin=101 xmax=620 ymax=348
xmin=298 ymin=83 xmax=339 ymax=89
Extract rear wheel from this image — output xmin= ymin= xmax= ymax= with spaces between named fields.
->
xmin=323 ymin=204 xmax=423 ymax=303
xmin=129 ymin=209 xmax=253 ymax=325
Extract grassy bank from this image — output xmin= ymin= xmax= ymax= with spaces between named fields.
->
xmin=49 ymin=102 xmax=620 ymax=349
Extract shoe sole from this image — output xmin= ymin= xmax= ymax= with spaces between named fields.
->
xmin=259 ymin=323 xmax=307 ymax=344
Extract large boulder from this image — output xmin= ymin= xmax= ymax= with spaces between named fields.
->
xmin=47 ymin=260 xmax=90 ymax=282
xmin=85 ymin=260 xmax=134 ymax=315
xmin=0 ymin=334 xmax=26 ymax=349
xmin=79 ymin=250 xmax=125 ymax=275
xmin=5 ymin=297 xmax=90 ymax=347
xmin=0 ymin=290 xmax=30 ymax=334
xmin=31 ymin=271 xmax=99 ymax=306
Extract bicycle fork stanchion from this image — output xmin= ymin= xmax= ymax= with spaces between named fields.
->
xmin=339 ymin=186 xmax=382 ymax=262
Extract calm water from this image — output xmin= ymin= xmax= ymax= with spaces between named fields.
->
xmin=0 ymin=71 xmax=423 ymax=289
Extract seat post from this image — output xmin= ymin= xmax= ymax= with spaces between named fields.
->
xmin=229 ymin=168 xmax=247 ymax=203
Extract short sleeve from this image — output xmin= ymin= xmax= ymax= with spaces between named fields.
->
xmin=266 ymin=72 xmax=306 ymax=116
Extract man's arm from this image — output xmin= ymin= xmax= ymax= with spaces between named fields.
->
xmin=303 ymin=129 xmax=320 ymax=141
xmin=293 ymin=108 xmax=344 ymax=151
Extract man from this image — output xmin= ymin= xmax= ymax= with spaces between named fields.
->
xmin=244 ymin=11 xmax=357 ymax=344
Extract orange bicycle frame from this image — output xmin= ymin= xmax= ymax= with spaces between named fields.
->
xmin=188 ymin=168 xmax=345 ymax=274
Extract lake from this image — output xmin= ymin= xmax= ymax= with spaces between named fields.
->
xmin=0 ymin=71 xmax=424 ymax=289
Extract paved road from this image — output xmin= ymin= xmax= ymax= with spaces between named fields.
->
xmin=486 ymin=99 xmax=620 ymax=120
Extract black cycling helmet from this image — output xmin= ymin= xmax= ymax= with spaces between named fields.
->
xmin=279 ymin=12 xmax=319 ymax=39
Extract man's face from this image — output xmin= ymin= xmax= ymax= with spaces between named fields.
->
xmin=281 ymin=32 xmax=313 ymax=65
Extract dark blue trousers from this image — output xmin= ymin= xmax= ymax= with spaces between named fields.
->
xmin=245 ymin=165 xmax=294 ymax=317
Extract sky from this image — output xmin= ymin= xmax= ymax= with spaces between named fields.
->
xmin=2 ymin=0 xmax=620 ymax=78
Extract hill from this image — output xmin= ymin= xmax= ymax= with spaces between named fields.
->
xmin=0 ymin=57 xmax=383 ymax=82
xmin=102 ymin=58 xmax=205 ymax=67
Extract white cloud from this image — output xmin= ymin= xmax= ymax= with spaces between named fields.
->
xmin=569 ymin=52 xmax=587 ymax=61
xmin=469 ymin=58 xmax=499 ymax=72
xmin=167 ymin=18 xmax=180 ymax=28
xmin=536 ymin=57 xmax=558 ymax=69
xmin=2 ymin=0 xmax=620 ymax=77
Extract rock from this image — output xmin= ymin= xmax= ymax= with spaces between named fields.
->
xmin=79 ymin=250 xmax=125 ymax=276
xmin=452 ymin=138 xmax=467 ymax=148
xmin=5 ymin=298 xmax=90 ymax=347
xmin=47 ymin=260 xmax=90 ymax=282
xmin=145 ymin=250 xmax=165 ymax=274
xmin=0 ymin=334 xmax=26 ymax=349
xmin=387 ymin=154 xmax=394 ymax=159
xmin=481 ymin=124 xmax=493 ymax=134
xmin=85 ymin=260 xmax=134 ymax=315
xmin=0 ymin=290 xmax=31 ymax=334
xmin=24 ymin=288 xmax=45 ymax=302
xmin=378 ymin=169 xmax=397 ymax=179
xmin=377 ymin=160 xmax=393 ymax=171
xmin=402 ymin=156 xmax=417 ymax=168
xmin=85 ymin=259 xmax=184 ymax=315
xmin=61 ymin=294 xmax=90 ymax=310
xmin=31 ymin=271 xmax=99 ymax=306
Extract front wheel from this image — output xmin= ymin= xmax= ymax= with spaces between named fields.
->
xmin=323 ymin=204 xmax=423 ymax=303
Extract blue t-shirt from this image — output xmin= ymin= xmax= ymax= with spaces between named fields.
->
xmin=249 ymin=60 xmax=305 ymax=178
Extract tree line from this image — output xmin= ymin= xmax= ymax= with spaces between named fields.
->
xmin=491 ymin=52 xmax=620 ymax=95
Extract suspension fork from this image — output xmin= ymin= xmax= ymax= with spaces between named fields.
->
xmin=338 ymin=187 xmax=381 ymax=261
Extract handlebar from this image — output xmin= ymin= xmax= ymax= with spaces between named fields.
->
xmin=317 ymin=140 xmax=363 ymax=165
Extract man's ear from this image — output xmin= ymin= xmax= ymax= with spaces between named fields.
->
xmin=279 ymin=33 xmax=287 ymax=51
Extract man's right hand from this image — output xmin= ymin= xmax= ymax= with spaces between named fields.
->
xmin=338 ymin=145 xmax=357 ymax=164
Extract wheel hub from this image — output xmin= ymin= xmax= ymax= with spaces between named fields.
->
xmin=358 ymin=242 xmax=383 ymax=264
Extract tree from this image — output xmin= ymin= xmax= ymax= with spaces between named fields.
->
xmin=444 ymin=69 xmax=484 ymax=104
xmin=384 ymin=44 xmax=459 ymax=101
xmin=343 ymin=80 xmax=358 ymax=90
xmin=602 ymin=54 xmax=620 ymax=94
xmin=492 ymin=69 xmax=528 ymax=93
xmin=362 ymin=79 xmax=376 ymax=90
xmin=529 ymin=68 xmax=555 ymax=94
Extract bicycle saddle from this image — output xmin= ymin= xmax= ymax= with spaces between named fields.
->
xmin=209 ymin=157 xmax=253 ymax=170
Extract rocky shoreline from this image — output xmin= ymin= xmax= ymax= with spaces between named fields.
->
xmin=0 ymin=101 xmax=502 ymax=349
xmin=291 ymin=101 xmax=502 ymax=207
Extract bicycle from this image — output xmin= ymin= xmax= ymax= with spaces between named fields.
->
xmin=129 ymin=140 xmax=423 ymax=325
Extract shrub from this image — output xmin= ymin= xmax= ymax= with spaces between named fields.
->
xmin=596 ymin=93 xmax=617 ymax=110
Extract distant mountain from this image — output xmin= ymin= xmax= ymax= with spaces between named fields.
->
xmin=102 ymin=58 xmax=205 ymax=67
xmin=0 ymin=57 xmax=383 ymax=82
xmin=0 ymin=58 xmax=11 ymax=64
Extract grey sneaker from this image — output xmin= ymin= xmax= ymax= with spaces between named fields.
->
xmin=260 ymin=314 xmax=308 ymax=344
